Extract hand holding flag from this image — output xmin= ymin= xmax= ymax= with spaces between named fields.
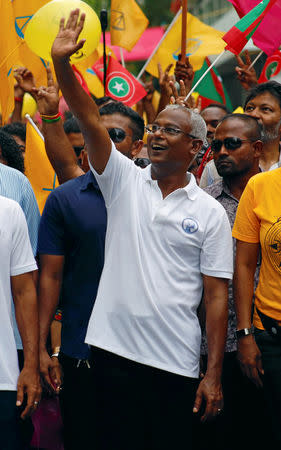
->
xmin=235 ymin=50 xmax=258 ymax=90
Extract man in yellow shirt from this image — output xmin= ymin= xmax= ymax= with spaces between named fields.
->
xmin=233 ymin=166 xmax=281 ymax=446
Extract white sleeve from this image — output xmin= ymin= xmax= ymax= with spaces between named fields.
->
xmin=10 ymin=203 xmax=37 ymax=276
xmin=89 ymin=141 xmax=139 ymax=208
xmin=200 ymin=206 xmax=233 ymax=279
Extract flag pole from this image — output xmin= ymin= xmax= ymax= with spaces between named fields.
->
xmin=25 ymin=114 xmax=45 ymax=141
xmin=180 ymin=0 xmax=187 ymax=62
xmin=100 ymin=9 xmax=108 ymax=95
xmin=120 ymin=48 xmax=126 ymax=68
xmin=248 ymin=50 xmax=263 ymax=70
xmin=184 ymin=50 xmax=226 ymax=101
xmin=137 ymin=8 xmax=182 ymax=80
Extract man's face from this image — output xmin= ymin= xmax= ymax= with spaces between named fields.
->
xmin=201 ymin=107 xmax=227 ymax=144
xmin=244 ymin=92 xmax=281 ymax=142
xmin=213 ymin=119 xmax=259 ymax=177
xmin=100 ymin=113 xmax=136 ymax=158
xmin=146 ymin=108 xmax=201 ymax=170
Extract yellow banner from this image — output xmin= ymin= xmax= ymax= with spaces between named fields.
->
xmin=110 ymin=0 xmax=149 ymax=51
xmin=146 ymin=11 xmax=225 ymax=77
xmin=25 ymin=121 xmax=59 ymax=214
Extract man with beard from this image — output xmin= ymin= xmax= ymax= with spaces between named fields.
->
xmin=199 ymin=114 xmax=271 ymax=450
xmin=244 ymin=81 xmax=281 ymax=170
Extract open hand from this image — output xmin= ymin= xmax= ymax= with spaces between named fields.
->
xmin=51 ymin=9 xmax=86 ymax=62
xmin=32 ymin=67 xmax=60 ymax=115
xmin=235 ymin=50 xmax=258 ymax=90
xmin=158 ymin=62 xmax=174 ymax=95
xmin=14 ymin=67 xmax=36 ymax=94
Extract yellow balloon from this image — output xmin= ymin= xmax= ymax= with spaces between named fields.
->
xmin=24 ymin=0 xmax=101 ymax=63
xmin=21 ymin=94 xmax=37 ymax=119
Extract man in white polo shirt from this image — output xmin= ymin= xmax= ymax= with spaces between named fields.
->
xmin=0 ymin=195 xmax=41 ymax=450
xmin=51 ymin=11 xmax=233 ymax=449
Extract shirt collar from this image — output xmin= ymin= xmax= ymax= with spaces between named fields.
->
xmin=143 ymin=165 xmax=199 ymax=201
xmin=80 ymin=170 xmax=100 ymax=192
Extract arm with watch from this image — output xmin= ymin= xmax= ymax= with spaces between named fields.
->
xmin=233 ymin=240 xmax=264 ymax=388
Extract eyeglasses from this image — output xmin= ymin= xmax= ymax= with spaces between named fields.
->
xmin=108 ymin=128 xmax=130 ymax=143
xmin=211 ymin=137 xmax=255 ymax=153
xmin=145 ymin=124 xmax=197 ymax=139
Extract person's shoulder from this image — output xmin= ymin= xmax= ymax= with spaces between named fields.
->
xmin=204 ymin=180 xmax=223 ymax=198
xmin=0 ymin=163 xmax=27 ymax=182
xmin=251 ymin=167 xmax=281 ymax=185
xmin=0 ymin=195 xmax=23 ymax=219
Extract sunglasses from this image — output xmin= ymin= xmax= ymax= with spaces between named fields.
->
xmin=134 ymin=158 xmax=150 ymax=168
xmin=211 ymin=137 xmax=255 ymax=153
xmin=108 ymin=128 xmax=130 ymax=143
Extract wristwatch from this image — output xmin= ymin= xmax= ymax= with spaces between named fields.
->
xmin=235 ymin=328 xmax=253 ymax=339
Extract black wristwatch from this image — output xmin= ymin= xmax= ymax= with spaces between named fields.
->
xmin=235 ymin=327 xmax=253 ymax=339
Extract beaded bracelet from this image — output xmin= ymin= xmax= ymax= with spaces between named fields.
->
xmin=14 ymin=96 xmax=23 ymax=103
xmin=41 ymin=112 xmax=62 ymax=123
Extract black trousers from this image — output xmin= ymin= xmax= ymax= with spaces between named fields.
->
xmin=91 ymin=347 xmax=198 ymax=450
xmin=0 ymin=391 xmax=21 ymax=450
xmin=58 ymin=352 xmax=95 ymax=450
xmin=194 ymin=351 xmax=271 ymax=450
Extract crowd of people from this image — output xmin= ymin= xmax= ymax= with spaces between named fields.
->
xmin=1 ymin=8 xmax=281 ymax=450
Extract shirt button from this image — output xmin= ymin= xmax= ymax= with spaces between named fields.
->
xmin=271 ymin=327 xmax=277 ymax=335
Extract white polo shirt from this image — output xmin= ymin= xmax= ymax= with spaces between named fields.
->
xmin=0 ymin=196 xmax=37 ymax=390
xmin=86 ymin=143 xmax=233 ymax=378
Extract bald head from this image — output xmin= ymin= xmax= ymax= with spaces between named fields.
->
xmin=217 ymin=113 xmax=262 ymax=142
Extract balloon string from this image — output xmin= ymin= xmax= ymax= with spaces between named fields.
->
xmin=0 ymin=40 xmax=24 ymax=70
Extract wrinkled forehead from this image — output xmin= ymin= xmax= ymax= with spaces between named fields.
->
xmin=246 ymin=92 xmax=281 ymax=110
xmin=155 ymin=108 xmax=191 ymax=130
xmin=201 ymin=107 xmax=226 ymax=122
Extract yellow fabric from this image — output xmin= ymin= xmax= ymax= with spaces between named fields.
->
xmin=232 ymin=168 xmax=281 ymax=328
xmin=146 ymin=11 xmax=225 ymax=78
xmin=0 ymin=0 xmax=49 ymax=124
xmin=0 ymin=0 xmax=21 ymax=124
xmin=25 ymin=121 xmax=59 ymax=214
xmin=110 ymin=0 xmax=149 ymax=51
xmin=233 ymin=106 xmax=244 ymax=114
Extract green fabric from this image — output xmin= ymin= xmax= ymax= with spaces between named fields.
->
xmin=235 ymin=0 xmax=271 ymax=32
xmin=192 ymin=60 xmax=233 ymax=111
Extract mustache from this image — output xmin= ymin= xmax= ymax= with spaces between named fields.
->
xmin=216 ymin=156 xmax=232 ymax=164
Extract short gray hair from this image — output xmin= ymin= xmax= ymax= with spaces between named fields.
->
xmin=164 ymin=104 xmax=207 ymax=143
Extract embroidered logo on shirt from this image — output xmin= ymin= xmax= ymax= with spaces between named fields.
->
xmin=182 ymin=218 xmax=199 ymax=234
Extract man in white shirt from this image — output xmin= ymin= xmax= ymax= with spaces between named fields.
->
xmin=0 ymin=195 xmax=41 ymax=450
xmin=51 ymin=11 xmax=233 ymax=449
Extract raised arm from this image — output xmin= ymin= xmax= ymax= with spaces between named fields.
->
xmin=51 ymin=9 xmax=111 ymax=173
xmin=33 ymin=67 xmax=83 ymax=183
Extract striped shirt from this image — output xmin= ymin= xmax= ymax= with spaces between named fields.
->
xmin=0 ymin=163 xmax=40 ymax=349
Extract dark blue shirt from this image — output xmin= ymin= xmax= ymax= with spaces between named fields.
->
xmin=38 ymin=171 xmax=106 ymax=359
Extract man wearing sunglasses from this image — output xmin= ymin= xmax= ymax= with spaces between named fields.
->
xmin=49 ymin=11 xmax=233 ymax=449
xmin=199 ymin=113 xmax=270 ymax=450
xmin=35 ymin=65 xmax=144 ymax=448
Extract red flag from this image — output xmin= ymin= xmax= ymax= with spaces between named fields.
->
xmin=259 ymin=50 xmax=281 ymax=82
xmin=92 ymin=56 xmax=147 ymax=106
xmin=223 ymin=0 xmax=278 ymax=55
xmin=228 ymin=0 xmax=281 ymax=55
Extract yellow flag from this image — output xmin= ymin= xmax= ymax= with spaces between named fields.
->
xmin=25 ymin=121 xmax=59 ymax=214
xmin=146 ymin=11 xmax=225 ymax=78
xmin=110 ymin=0 xmax=149 ymax=51
xmin=0 ymin=0 xmax=22 ymax=124
xmin=233 ymin=106 xmax=244 ymax=114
